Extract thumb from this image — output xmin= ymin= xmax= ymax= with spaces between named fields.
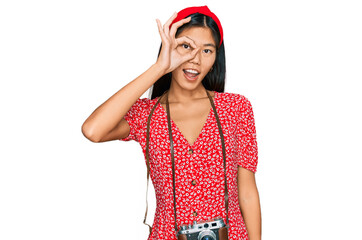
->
xmin=181 ymin=47 xmax=200 ymax=63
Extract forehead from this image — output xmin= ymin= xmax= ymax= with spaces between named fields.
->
xmin=177 ymin=27 xmax=216 ymax=47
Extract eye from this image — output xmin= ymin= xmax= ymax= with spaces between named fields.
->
xmin=182 ymin=44 xmax=190 ymax=49
xmin=203 ymin=49 xmax=213 ymax=54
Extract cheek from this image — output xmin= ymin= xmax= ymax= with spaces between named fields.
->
xmin=173 ymin=66 xmax=183 ymax=75
xmin=204 ymin=57 xmax=216 ymax=70
xmin=171 ymin=67 xmax=185 ymax=80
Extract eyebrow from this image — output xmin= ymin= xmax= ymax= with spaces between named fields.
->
xmin=185 ymin=36 xmax=216 ymax=48
xmin=204 ymin=43 xmax=217 ymax=48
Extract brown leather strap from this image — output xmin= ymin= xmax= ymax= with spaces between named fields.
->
xmin=144 ymin=94 xmax=163 ymax=235
xmin=144 ymin=89 xmax=229 ymax=237
xmin=165 ymin=91 xmax=179 ymax=235
xmin=205 ymin=89 xmax=229 ymax=228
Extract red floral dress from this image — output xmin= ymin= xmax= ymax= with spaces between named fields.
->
xmin=120 ymin=91 xmax=258 ymax=240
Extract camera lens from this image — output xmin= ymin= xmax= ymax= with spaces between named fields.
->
xmin=201 ymin=236 xmax=214 ymax=240
xmin=198 ymin=229 xmax=216 ymax=240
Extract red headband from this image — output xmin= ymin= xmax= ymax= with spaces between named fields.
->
xmin=169 ymin=5 xmax=223 ymax=47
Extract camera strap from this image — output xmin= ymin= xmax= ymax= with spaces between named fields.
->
xmin=144 ymin=88 xmax=229 ymax=236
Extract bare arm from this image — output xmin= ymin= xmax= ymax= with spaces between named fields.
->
xmin=81 ymin=13 xmax=199 ymax=143
xmin=81 ymin=64 xmax=165 ymax=142
xmin=237 ymin=166 xmax=262 ymax=240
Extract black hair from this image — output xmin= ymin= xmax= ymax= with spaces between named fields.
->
xmin=149 ymin=13 xmax=226 ymax=100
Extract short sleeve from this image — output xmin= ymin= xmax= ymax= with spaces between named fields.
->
xmin=235 ymin=96 xmax=258 ymax=173
xmin=119 ymin=97 xmax=150 ymax=142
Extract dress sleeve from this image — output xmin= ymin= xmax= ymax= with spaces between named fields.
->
xmin=235 ymin=96 xmax=258 ymax=173
xmin=119 ymin=97 xmax=150 ymax=142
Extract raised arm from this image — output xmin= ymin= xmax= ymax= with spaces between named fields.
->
xmin=81 ymin=64 xmax=164 ymax=142
xmin=81 ymin=13 xmax=199 ymax=143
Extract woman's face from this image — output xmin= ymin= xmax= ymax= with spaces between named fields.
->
xmin=171 ymin=26 xmax=217 ymax=89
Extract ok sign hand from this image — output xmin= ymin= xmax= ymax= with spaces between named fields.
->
xmin=155 ymin=12 xmax=199 ymax=75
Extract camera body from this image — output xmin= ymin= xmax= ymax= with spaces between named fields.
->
xmin=177 ymin=217 xmax=228 ymax=240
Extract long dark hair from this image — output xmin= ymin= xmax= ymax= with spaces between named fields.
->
xmin=149 ymin=13 xmax=226 ymax=100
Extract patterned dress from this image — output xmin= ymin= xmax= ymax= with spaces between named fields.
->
xmin=120 ymin=91 xmax=258 ymax=240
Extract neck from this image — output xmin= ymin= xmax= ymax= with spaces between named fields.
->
xmin=165 ymin=87 xmax=210 ymax=104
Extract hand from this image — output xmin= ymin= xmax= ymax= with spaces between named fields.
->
xmin=155 ymin=12 xmax=199 ymax=75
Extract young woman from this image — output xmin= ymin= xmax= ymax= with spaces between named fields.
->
xmin=82 ymin=6 xmax=261 ymax=240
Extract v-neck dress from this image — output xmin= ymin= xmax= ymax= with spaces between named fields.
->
xmin=119 ymin=91 xmax=258 ymax=240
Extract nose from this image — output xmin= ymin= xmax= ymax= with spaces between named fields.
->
xmin=189 ymin=49 xmax=201 ymax=65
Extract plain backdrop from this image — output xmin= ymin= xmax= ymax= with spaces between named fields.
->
xmin=1 ymin=0 xmax=361 ymax=239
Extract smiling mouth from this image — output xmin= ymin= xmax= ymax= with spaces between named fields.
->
xmin=183 ymin=69 xmax=200 ymax=79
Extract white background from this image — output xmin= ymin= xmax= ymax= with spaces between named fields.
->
xmin=1 ymin=0 xmax=361 ymax=239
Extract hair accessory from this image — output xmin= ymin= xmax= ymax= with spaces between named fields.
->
xmin=169 ymin=5 xmax=223 ymax=47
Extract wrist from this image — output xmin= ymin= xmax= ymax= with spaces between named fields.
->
xmin=150 ymin=63 xmax=168 ymax=78
xmin=153 ymin=61 xmax=171 ymax=76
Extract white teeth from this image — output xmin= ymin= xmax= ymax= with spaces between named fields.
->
xmin=185 ymin=69 xmax=199 ymax=74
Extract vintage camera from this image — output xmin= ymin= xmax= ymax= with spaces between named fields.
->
xmin=177 ymin=217 xmax=228 ymax=240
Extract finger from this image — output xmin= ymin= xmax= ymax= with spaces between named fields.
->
xmin=156 ymin=19 xmax=167 ymax=42
xmin=182 ymin=47 xmax=200 ymax=62
xmin=169 ymin=16 xmax=191 ymax=38
xmin=163 ymin=12 xmax=177 ymax=37
xmin=179 ymin=48 xmax=200 ymax=64
xmin=175 ymin=36 xmax=197 ymax=50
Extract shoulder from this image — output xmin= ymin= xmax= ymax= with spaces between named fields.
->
xmin=217 ymin=91 xmax=253 ymax=111
xmin=134 ymin=97 xmax=152 ymax=106
xmin=125 ymin=97 xmax=154 ymax=121
xmin=130 ymin=97 xmax=153 ymax=112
